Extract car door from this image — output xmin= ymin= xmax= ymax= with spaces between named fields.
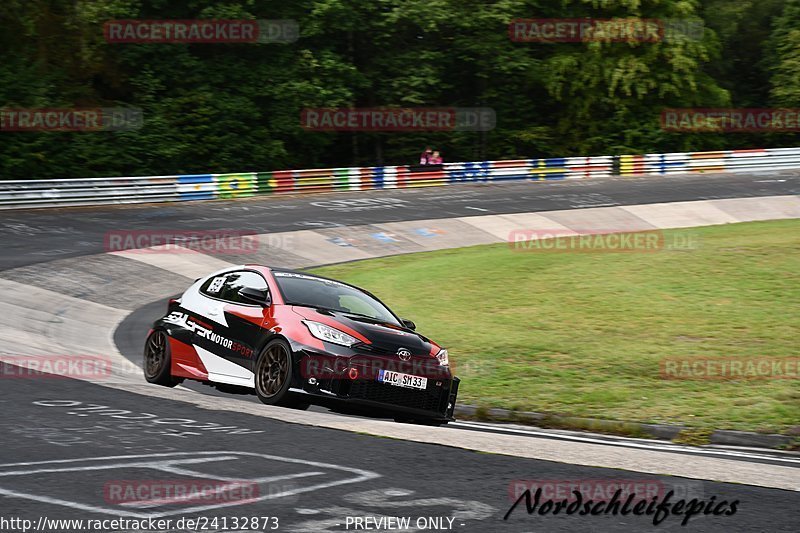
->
xmin=216 ymin=270 xmax=271 ymax=371
xmin=192 ymin=270 xmax=270 ymax=386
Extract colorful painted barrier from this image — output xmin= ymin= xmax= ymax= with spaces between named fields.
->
xmin=172 ymin=156 xmax=612 ymax=206
xmin=620 ymin=147 xmax=800 ymax=176
xmin=0 ymin=148 xmax=795 ymax=209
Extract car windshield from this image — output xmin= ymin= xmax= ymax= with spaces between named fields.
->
xmin=273 ymin=272 xmax=400 ymax=325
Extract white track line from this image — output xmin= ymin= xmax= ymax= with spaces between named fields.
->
xmin=451 ymin=421 xmax=800 ymax=468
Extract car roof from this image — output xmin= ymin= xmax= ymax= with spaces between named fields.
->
xmin=267 ymin=267 xmax=352 ymax=285
xmin=247 ymin=265 xmax=398 ymax=320
xmin=261 ymin=266 xmax=381 ymax=296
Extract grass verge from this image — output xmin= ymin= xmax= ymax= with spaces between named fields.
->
xmin=311 ymin=220 xmax=800 ymax=434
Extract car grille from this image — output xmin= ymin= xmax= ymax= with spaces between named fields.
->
xmin=348 ymin=379 xmax=446 ymax=412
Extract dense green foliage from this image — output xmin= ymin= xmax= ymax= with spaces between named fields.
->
xmin=0 ymin=0 xmax=797 ymax=179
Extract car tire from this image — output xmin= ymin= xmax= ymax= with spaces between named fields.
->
xmin=143 ymin=330 xmax=182 ymax=387
xmin=254 ymin=338 xmax=307 ymax=408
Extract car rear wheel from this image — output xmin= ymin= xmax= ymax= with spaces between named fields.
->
xmin=144 ymin=330 xmax=181 ymax=387
xmin=254 ymin=339 xmax=309 ymax=409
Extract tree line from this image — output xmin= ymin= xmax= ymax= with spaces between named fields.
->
xmin=0 ymin=0 xmax=797 ymax=179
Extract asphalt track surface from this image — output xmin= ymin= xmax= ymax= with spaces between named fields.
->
xmin=1 ymin=172 xmax=799 ymax=532
xmin=2 ymin=367 xmax=797 ymax=532
xmin=2 ymin=170 xmax=799 ymax=270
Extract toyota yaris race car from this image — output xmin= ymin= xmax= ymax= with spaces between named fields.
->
xmin=144 ymin=265 xmax=459 ymax=423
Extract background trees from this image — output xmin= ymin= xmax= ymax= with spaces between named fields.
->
xmin=0 ymin=0 xmax=795 ymax=179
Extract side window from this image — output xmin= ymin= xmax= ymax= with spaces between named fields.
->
xmin=199 ymin=271 xmax=268 ymax=303
xmin=200 ymin=274 xmax=229 ymax=297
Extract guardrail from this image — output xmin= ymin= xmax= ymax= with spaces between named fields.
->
xmin=0 ymin=148 xmax=796 ymax=209
xmin=619 ymin=147 xmax=800 ymax=175
xmin=0 ymin=156 xmax=612 ymax=209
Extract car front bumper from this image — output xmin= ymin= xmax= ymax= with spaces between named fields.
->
xmin=290 ymin=344 xmax=459 ymax=421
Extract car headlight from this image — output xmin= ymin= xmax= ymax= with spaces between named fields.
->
xmin=303 ymin=320 xmax=359 ymax=347
xmin=436 ymin=348 xmax=449 ymax=367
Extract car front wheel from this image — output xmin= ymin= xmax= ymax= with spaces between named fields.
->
xmin=254 ymin=339 xmax=309 ymax=409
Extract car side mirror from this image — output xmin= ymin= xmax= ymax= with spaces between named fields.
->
xmin=401 ymin=319 xmax=416 ymax=330
xmin=238 ymin=287 xmax=271 ymax=306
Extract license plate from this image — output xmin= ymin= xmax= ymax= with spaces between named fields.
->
xmin=378 ymin=370 xmax=428 ymax=390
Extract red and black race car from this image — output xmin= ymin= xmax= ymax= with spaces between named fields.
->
xmin=144 ymin=266 xmax=459 ymax=424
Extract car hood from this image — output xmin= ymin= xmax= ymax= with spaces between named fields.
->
xmin=290 ymin=306 xmax=436 ymax=356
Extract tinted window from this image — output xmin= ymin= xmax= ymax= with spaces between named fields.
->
xmin=200 ymin=271 xmax=268 ymax=304
xmin=273 ymin=272 xmax=399 ymax=325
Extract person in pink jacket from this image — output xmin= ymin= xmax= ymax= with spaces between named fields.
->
xmin=419 ymin=146 xmax=433 ymax=165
